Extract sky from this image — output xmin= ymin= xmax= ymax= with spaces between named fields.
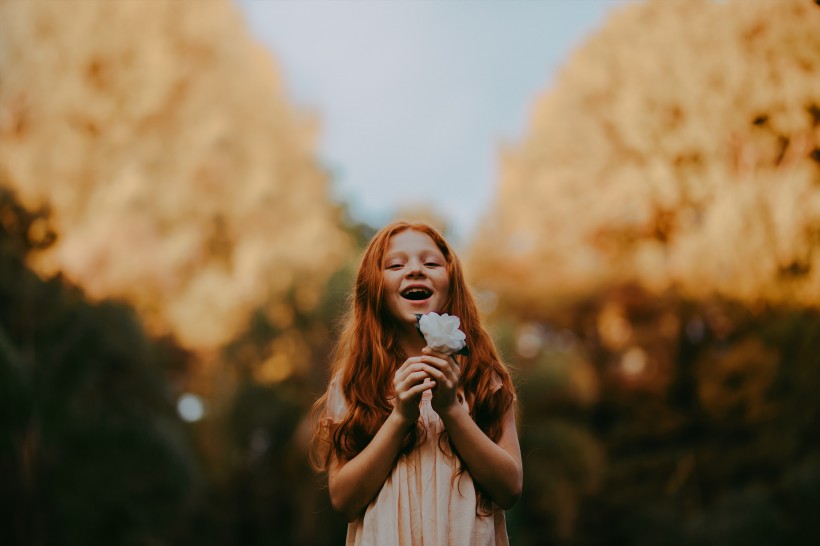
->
xmin=236 ymin=0 xmax=630 ymax=246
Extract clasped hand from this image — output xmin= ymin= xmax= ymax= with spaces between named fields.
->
xmin=392 ymin=347 xmax=461 ymax=423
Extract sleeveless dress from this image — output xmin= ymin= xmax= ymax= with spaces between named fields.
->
xmin=325 ymin=375 xmax=510 ymax=546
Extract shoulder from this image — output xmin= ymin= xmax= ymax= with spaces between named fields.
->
xmin=487 ymin=364 xmax=517 ymax=403
xmin=325 ymin=372 xmax=349 ymax=421
xmin=464 ymin=360 xmax=515 ymax=402
xmin=490 ymin=371 xmax=503 ymax=393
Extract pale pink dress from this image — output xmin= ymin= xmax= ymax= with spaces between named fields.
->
xmin=326 ymin=375 xmax=510 ymax=546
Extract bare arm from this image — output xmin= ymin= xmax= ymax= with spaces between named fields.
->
xmin=328 ymin=360 xmax=434 ymax=522
xmin=438 ymin=400 xmax=522 ymax=509
xmin=421 ymin=348 xmax=523 ymax=509
xmin=328 ymin=411 xmax=413 ymax=522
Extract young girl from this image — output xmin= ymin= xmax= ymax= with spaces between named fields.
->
xmin=312 ymin=221 xmax=522 ymax=546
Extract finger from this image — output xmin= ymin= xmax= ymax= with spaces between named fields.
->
xmin=396 ymin=356 xmax=423 ymax=374
xmin=397 ymin=370 xmax=430 ymax=392
xmin=394 ymin=358 xmax=425 ymax=382
xmin=420 ymin=356 xmax=459 ymax=383
xmin=423 ymin=347 xmax=451 ymax=360
xmin=419 ymin=363 xmax=448 ymax=384
xmin=423 ymin=348 xmax=460 ymax=374
xmin=419 ymin=354 xmax=449 ymax=370
xmin=445 ymin=355 xmax=461 ymax=378
xmin=450 ymin=356 xmax=461 ymax=377
xmin=397 ymin=379 xmax=434 ymax=402
xmin=404 ymin=379 xmax=436 ymax=398
xmin=422 ymin=348 xmax=461 ymax=372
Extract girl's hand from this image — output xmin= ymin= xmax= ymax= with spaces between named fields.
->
xmin=420 ymin=347 xmax=461 ymax=414
xmin=392 ymin=357 xmax=435 ymax=424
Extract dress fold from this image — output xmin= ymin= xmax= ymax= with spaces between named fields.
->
xmin=333 ymin=383 xmax=508 ymax=546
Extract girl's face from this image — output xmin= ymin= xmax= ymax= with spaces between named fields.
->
xmin=382 ymin=230 xmax=450 ymax=328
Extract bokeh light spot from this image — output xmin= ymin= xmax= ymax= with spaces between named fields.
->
xmin=177 ymin=393 xmax=205 ymax=422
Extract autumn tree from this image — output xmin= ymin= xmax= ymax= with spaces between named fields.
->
xmin=470 ymin=1 xmax=820 ymax=544
xmin=472 ymin=0 xmax=820 ymax=310
xmin=0 ymin=2 xmax=357 ymax=544
xmin=0 ymin=0 xmax=350 ymax=351
xmin=0 ymin=185 xmax=199 ymax=546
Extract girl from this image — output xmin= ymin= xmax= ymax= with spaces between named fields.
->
xmin=312 ymin=221 xmax=522 ymax=546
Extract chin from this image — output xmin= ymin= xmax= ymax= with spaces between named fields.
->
xmin=395 ymin=307 xmax=426 ymax=325
xmin=402 ymin=308 xmax=426 ymax=321
xmin=390 ymin=297 xmax=443 ymax=325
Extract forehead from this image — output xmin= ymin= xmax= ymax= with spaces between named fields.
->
xmin=385 ymin=230 xmax=444 ymax=257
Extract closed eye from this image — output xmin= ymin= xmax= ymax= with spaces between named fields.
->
xmin=386 ymin=264 xmax=403 ymax=270
xmin=425 ymin=262 xmax=442 ymax=267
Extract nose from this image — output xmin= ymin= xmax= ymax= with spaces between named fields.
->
xmin=405 ymin=259 xmax=425 ymax=278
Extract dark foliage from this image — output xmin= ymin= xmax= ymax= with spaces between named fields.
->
xmin=506 ymin=284 xmax=820 ymax=545
xmin=0 ymin=187 xmax=196 ymax=546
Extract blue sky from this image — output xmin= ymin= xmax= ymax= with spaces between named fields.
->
xmin=236 ymin=0 xmax=630 ymax=246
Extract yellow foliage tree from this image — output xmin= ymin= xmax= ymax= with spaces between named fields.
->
xmin=471 ymin=0 xmax=820 ymax=311
xmin=0 ymin=0 xmax=350 ymax=349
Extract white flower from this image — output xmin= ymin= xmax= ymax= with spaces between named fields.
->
xmin=417 ymin=312 xmax=467 ymax=355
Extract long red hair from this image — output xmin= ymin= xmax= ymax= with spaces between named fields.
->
xmin=310 ymin=221 xmax=516 ymax=493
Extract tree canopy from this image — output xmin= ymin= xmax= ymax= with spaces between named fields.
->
xmin=472 ymin=0 xmax=820 ymax=310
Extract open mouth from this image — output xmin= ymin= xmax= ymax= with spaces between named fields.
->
xmin=401 ymin=287 xmax=432 ymax=301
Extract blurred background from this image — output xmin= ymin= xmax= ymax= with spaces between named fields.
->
xmin=1 ymin=0 xmax=819 ymax=545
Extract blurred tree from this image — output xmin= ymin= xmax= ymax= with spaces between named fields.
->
xmin=0 ymin=4 xmax=360 ymax=545
xmin=203 ymin=213 xmax=373 ymax=546
xmin=495 ymin=284 xmax=820 ymax=546
xmin=0 ymin=0 xmax=351 ymax=350
xmin=0 ymin=186 xmax=198 ymax=546
xmin=472 ymin=0 xmax=820 ymax=310
xmin=469 ymin=1 xmax=820 ymax=543
xmin=0 ymin=2 xmax=360 ymax=539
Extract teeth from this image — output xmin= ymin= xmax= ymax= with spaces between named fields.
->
xmin=402 ymin=288 xmax=431 ymax=301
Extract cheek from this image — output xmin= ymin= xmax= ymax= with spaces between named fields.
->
xmin=441 ymin=271 xmax=452 ymax=291
xmin=384 ymin=276 xmax=400 ymax=295
xmin=438 ymin=279 xmax=451 ymax=301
